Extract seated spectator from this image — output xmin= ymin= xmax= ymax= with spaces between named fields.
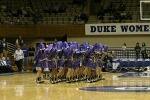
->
xmin=17 ymin=6 xmax=23 ymax=17
xmin=106 ymin=52 xmax=113 ymax=71
xmin=29 ymin=45 xmax=35 ymax=63
xmin=126 ymin=11 xmax=132 ymax=20
xmin=1 ymin=57 xmax=7 ymax=65
xmin=43 ymin=6 xmax=51 ymax=13
xmin=33 ymin=11 xmax=42 ymax=24
xmin=25 ymin=7 xmax=34 ymax=17
xmin=116 ymin=0 xmax=122 ymax=3
xmin=80 ymin=12 xmax=88 ymax=23
xmin=107 ymin=2 xmax=115 ymax=15
xmin=119 ymin=2 xmax=125 ymax=11
xmin=1 ymin=5 xmax=6 ymax=12
xmin=113 ymin=11 xmax=121 ymax=22
xmin=120 ymin=11 xmax=127 ymax=21
xmin=53 ymin=3 xmax=60 ymax=14
xmin=111 ymin=51 xmax=120 ymax=72
xmin=6 ymin=57 xmax=11 ymax=65
xmin=102 ymin=52 xmax=108 ymax=71
xmin=59 ymin=5 xmax=67 ymax=13
xmin=73 ymin=13 xmax=80 ymax=24
xmin=0 ymin=57 xmax=14 ymax=73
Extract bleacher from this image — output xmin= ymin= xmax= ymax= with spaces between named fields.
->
xmin=94 ymin=0 xmax=139 ymax=23
xmin=0 ymin=0 xmax=88 ymax=25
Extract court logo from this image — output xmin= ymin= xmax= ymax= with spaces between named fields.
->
xmin=118 ymin=73 xmax=150 ymax=78
xmin=79 ymin=86 xmax=150 ymax=92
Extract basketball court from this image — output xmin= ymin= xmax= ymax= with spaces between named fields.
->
xmin=0 ymin=71 xmax=150 ymax=100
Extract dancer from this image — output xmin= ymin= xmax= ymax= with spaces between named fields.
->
xmin=33 ymin=42 xmax=45 ymax=83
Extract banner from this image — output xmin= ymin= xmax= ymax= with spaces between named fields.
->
xmin=85 ymin=23 xmax=150 ymax=35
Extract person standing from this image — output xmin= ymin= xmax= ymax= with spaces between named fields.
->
xmin=22 ymin=45 xmax=29 ymax=71
xmin=28 ymin=45 xmax=35 ymax=63
xmin=122 ymin=43 xmax=127 ymax=58
xmin=141 ymin=42 xmax=146 ymax=59
xmin=14 ymin=45 xmax=24 ymax=73
xmin=16 ymin=36 xmax=24 ymax=48
xmin=134 ymin=42 xmax=141 ymax=59
xmin=0 ymin=38 xmax=8 ymax=58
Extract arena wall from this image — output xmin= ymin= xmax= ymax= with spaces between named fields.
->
xmin=0 ymin=24 xmax=150 ymax=47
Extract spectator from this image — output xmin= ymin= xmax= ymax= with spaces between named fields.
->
xmin=141 ymin=42 xmax=146 ymax=59
xmin=6 ymin=57 xmax=11 ymax=65
xmin=113 ymin=11 xmax=121 ymax=22
xmin=29 ymin=45 xmax=35 ymax=63
xmin=111 ymin=51 xmax=120 ymax=72
xmin=102 ymin=52 xmax=110 ymax=72
xmin=119 ymin=2 xmax=125 ymax=11
xmin=122 ymin=43 xmax=127 ymax=58
xmin=22 ymin=45 xmax=29 ymax=71
xmin=0 ymin=38 xmax=8 ymax=58
xmin=1 ymin=57 xmax=13 ymax=72
xmin=14 ymin=45 xmax=24 ymax=73
xmin=33 ymin=11 xmax=42 ymax=24
xmin=134 ymin=42 xmax=141 ymax=59
xmin=80 ymin=12 xmax=88 ymax=23
xmin=43 ymin=6 xmax=51 ymax=13
xmin=107 ymin=2 xmax=115 ymax=15
xmin=16 ymin=36 xmax=24 ymax=48
xmin=17 ymin=6 xmax=23 ymax=17
xmin=106 ymin=52 xmax=113 ymax=71
xmin=53 ymin=3 xmax=60 ymax=14
xmin=61 ymin=6 xmax=67 ymax=13
xmin=126 ymin=11 xmax=132 ymax=20
xmin=120 ymin=11 xmax=127 ymax=21
xmin=145 ymin=53 xmax=150 ymax=59
xmin=25 ymin=7 xmax=34 ymax=17
xmin=73 ymin=13 xmax=80 ymax=24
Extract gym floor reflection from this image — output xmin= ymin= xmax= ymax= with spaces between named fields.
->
xmin=1 ymin=72 xmax=150 ymax=100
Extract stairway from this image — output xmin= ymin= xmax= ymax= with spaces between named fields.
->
xmin=87 ymin=15 xmax=97 ymax=24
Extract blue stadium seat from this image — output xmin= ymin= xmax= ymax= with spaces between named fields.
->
xmin=136 ymin=59 xmax=144 ymax=69
xmin=128 ymin=58 xmax=136 ymax=69
xmin=120 ymin=58 xmax=129 ymax=69
xmin=144 ymin=59 xmax=150 ymax=68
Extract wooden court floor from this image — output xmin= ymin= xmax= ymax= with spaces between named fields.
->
xmin=0 ymin=72 xmax=150 ymax=100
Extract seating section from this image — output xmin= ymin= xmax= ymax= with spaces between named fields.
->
xmin=0 ymin=0 xmax=87 ymax=25
xmin=96 ymin=0 xmax=150 ymax=23
xmin=0 ymin=0 xmax=149 ymax=24
xmin=120 ymin=58 xmax=150 ymax=70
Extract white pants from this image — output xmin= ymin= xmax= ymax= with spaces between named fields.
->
xmin=112 ymin=63 xmax=120 ymax=70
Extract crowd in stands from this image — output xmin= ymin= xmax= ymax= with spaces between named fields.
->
xmin=0 ymin=0 xmax=88 ymax=25
xmin=97 ymin=1 xmax=132 ymax=22
xmin=73 ymin=11 xmax=88 ymax=24
xmin=43 ymin=3 xmax=67 ymax=14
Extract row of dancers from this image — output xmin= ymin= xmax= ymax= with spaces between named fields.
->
xmin=33 ymin=41 xmax=108 ymax=84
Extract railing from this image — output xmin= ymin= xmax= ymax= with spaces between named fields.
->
xmin=7 ymin=42 xmax=15 ymax=55
xmin=0 ymin=40 xmax=15 ymax=55
xmin=108 ymin=47 xmax=150 ymax=58
xmin=87 ymin=0 xmax=91 ymax=16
